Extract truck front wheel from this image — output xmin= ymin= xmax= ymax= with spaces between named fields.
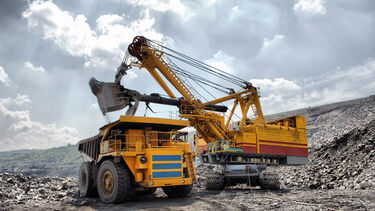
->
xmin=97 ymin=160 xmax=135 ymax=203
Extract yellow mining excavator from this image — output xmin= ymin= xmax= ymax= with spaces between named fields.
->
xmin=78 ymin=36 xmax=308 ymax=203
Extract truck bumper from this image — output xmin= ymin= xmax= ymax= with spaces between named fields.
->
xmin=143 ymin=178 xmax=193 ymax=188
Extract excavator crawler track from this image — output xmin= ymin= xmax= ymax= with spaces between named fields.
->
xmin=260 ymin=173 xmax=280 ymax=190
xmin=205 ymin=173 xmax=225 ymax=190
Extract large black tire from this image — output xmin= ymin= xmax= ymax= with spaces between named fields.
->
xmin=97 ymin=160 xmax=135 ymax=203
xmin=260 ymin=173 xmax=280 ymax=190
xmin=79 ymin=162 xmax=97 ymax=197
xmin=162 ymin=185 xmax=193 ymax=198
xmin=136 ymin=187 xmax=157 ymax=195
xmin=205 ymin=173 xmax=225 ymax=190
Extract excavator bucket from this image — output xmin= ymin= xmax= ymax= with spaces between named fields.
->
xmin=89 ymin=78 xmax=129 ymax=115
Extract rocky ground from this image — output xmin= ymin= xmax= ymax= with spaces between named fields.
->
xmin=0 ymin=173 xmax=80 ymax=210
xmin=1 ymin=95 xmax=375 ymax=210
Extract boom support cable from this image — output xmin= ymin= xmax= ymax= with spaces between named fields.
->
xmin=165 ymin=56 xmax=242 ymax=121
xmin=148 ymin=40 xmax=248 ymax=87
xmin=164 ymin=52 xmax=245 ymax=87
xmin=133 ymin=38 xmax=245 ymax=122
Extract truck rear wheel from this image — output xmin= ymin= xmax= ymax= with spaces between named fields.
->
xmin=97 ymin=160 xmax=135 ymax=203
xmin=205 ymin=173 xmax=225 ymax=190
xmin=78 ymin=162 xmax=97 ymax=197
xmin=260 ymin=173 xmax=280 ymax=190
xmin=162 ymin=185 xmax=192 ymax=198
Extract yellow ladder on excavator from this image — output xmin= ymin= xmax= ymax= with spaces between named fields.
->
xmin=250 ymin=103 xmax=259 ymax=120
xmin=186 ymin=152 xmax=197 ymax=181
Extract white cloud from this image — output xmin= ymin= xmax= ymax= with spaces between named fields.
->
xmin=96 ymin=14 xmax=124 ymax=33
xmin=89 ymin=103 xmax=99 ymax=110
xmin=232 ymin=5 xmax=239 ymax=11
xmin=0 ymin=103 xmax=30 ymax=121
xmin=0 ymin=94 xmax=79 ymax=151
xmin=0 ymin=94 xmax=31 ymax=121
xmin=250 ymin=58 xmax=375 ymax=114
xmin=255 ymin=34 xmax=288 ymax=67
xmin=127 ymin=70 xmax=138 ymax=79
xmin=229 ymin=5 xmax=241 ymax=20
xmin=294 ymin=0 xmax=326 ymax=15
xmin=262 ymin=34 xmax=284 ymax=49
xmin=23 ymin=1 xmax=169 ymax=69
xmin=128 ymin=0 xmax=192 ymax=20
xmin=0 ymin=66 xmax=11 ymax=87
xmin=251 ymin=78 xmax=300 ymax=92
xmin=3 ymin=121 xmax=79 ymax=151
xmin=0 ymin=93 xmax=31 ymax=106
xmin=24 ymin=62 xmax=46 ymax=72
xmin=205 ymin=50 xmax=235 ymax=74
xmin=23 ymin=1 xmax=95 ymax=58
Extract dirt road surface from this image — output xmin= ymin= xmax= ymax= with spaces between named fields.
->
xmin=2 ymin=180 xmax=374 ymax=211
xmin=83 ymin=188 xmax=375 ymax=211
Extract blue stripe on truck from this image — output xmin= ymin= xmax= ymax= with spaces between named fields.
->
xmin=153 ymin=163 xmax=181 ymax=170
xmin=152 ymin=155 xmax=181 ymax=161
xmin=152 ymin=171 xmax=182 ymax=178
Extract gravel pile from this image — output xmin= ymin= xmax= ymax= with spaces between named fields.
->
xmin=0 ymin=173 xmax=95 ymax=210
xmin=279 ymin=119 xmax=375 ymax=190
xmin=305 ymin=95 xmax=375 ymax=149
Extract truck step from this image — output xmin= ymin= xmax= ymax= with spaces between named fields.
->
xmin=186 ymin=152 xmax=196 ymax=181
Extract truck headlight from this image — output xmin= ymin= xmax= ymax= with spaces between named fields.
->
xmin=140 ymin=156 xmax=147 ymax=164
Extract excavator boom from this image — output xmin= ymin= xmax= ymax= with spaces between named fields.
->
xmin=89 ymin=77 xmax=228 ymax=115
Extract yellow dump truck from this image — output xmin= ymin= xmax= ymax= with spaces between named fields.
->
xmin=78 ymin=116 xmax=196 ymax=203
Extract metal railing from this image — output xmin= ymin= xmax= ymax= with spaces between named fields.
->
xmin=207 ymin=140 xmax=243 ymax=153
xmin=104 ymin=131 xmax=188 ymax=153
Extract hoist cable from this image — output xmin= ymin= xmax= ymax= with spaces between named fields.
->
xmin=148 ymin=40 xmax=247 ymax=85
xmin=164 ymin=52 xmax=245 ymax=87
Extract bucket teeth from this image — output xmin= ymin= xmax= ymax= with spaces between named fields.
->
xmin=89 ymin=77 xmax=102 ymax=96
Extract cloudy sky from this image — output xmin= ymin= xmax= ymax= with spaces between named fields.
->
xmin=0 ymin=0 xmax=374 ymax=151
